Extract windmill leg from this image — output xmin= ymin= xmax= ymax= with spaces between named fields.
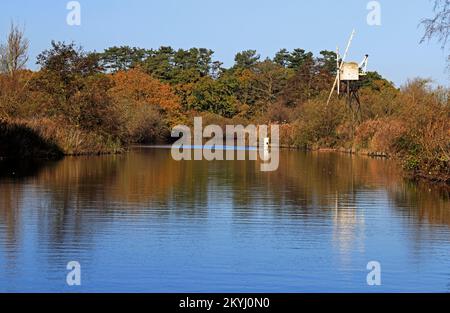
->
xmin=355 ymin=92 xmax=361 ymax=123
xmin=351 ymin=89 xmax=362 ymax=123
xmin=347 ymin=82 xmax=352 ymax=110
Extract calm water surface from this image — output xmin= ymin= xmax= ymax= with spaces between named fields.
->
xmin=0 ymin=147 xmax=449 ymax=292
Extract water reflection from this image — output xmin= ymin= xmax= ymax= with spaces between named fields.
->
xmin=0 ymin=148 xmax=449 ymax=292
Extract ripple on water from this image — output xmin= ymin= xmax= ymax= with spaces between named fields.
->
xmin=0 ymin=148 xmax=449 ymax=292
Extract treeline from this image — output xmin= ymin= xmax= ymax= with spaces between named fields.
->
xmin=1 ymin=39 xmax=374 ymax=149
xmin=96 ymin=46 xmax=343 ymax=117
xmin=0 ymin=26 xmax=449 ymax=183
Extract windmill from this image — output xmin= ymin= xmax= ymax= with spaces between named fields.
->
xmin=326 ymin=29 xmax=369 ymax=117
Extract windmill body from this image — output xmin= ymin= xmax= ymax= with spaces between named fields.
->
xmin=325 ymin=30 xmax=370 ymax=139
xmin=327 ymin=29 xmax=369 ymax=112
xmin=341 ymin=62 xmax=360 ymax=81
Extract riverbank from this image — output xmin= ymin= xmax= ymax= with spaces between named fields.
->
xmin=279 ymin=141 xmax=448 ymax=186
xmin=1 ymin=117 xmax=448 ymax=187
xmin=0 ymin=118 xmax=123 ymax=159
xmin=1 ymin=120 xmax=447 ymax=188
xmin=310 ymin=146 xmax=449 ymax=187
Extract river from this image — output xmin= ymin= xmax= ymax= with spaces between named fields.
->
xmin=0 ymin=147 xmax=449 ymax=292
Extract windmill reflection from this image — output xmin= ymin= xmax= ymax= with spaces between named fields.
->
xmin=332 ymin=191 xmax=366 ymax=266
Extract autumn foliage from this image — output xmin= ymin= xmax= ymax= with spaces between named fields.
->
xmin=0 ymin=39 xmax=448 ymax=183
xmin=109 ymin=68 xmax=180 ymax=112
xmin=108 ymin=68 xmax=182 ymax=143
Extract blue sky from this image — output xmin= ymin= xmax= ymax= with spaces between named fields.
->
xmin=1 ymin=0 xmax=448 ymax=86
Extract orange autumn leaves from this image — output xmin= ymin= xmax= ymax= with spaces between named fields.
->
xmin=106 ymin=68 xmax=182 ymax=143
xmin=109 ymin=68 xmax=181 ymax=112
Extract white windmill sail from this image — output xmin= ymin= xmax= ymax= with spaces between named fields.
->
xmin=327 ymin=29 xmax=356 ymax=106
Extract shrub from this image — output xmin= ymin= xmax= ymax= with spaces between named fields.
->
xmin=107 ymin=68 xmax=182 ymax=143
xmin=354 ymin=118 xmax=406 ymax=154
xmin=292 ymin=98 xmax=347 ymax=149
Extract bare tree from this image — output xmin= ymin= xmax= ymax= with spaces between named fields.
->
xmin=0 ymin=22 xmax=29 ymax=76
xmin=420 ymin=0 xmax=450 ymax=48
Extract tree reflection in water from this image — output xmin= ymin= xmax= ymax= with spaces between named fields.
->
xmin=0 ymin=147 xmax=448 ymax=291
